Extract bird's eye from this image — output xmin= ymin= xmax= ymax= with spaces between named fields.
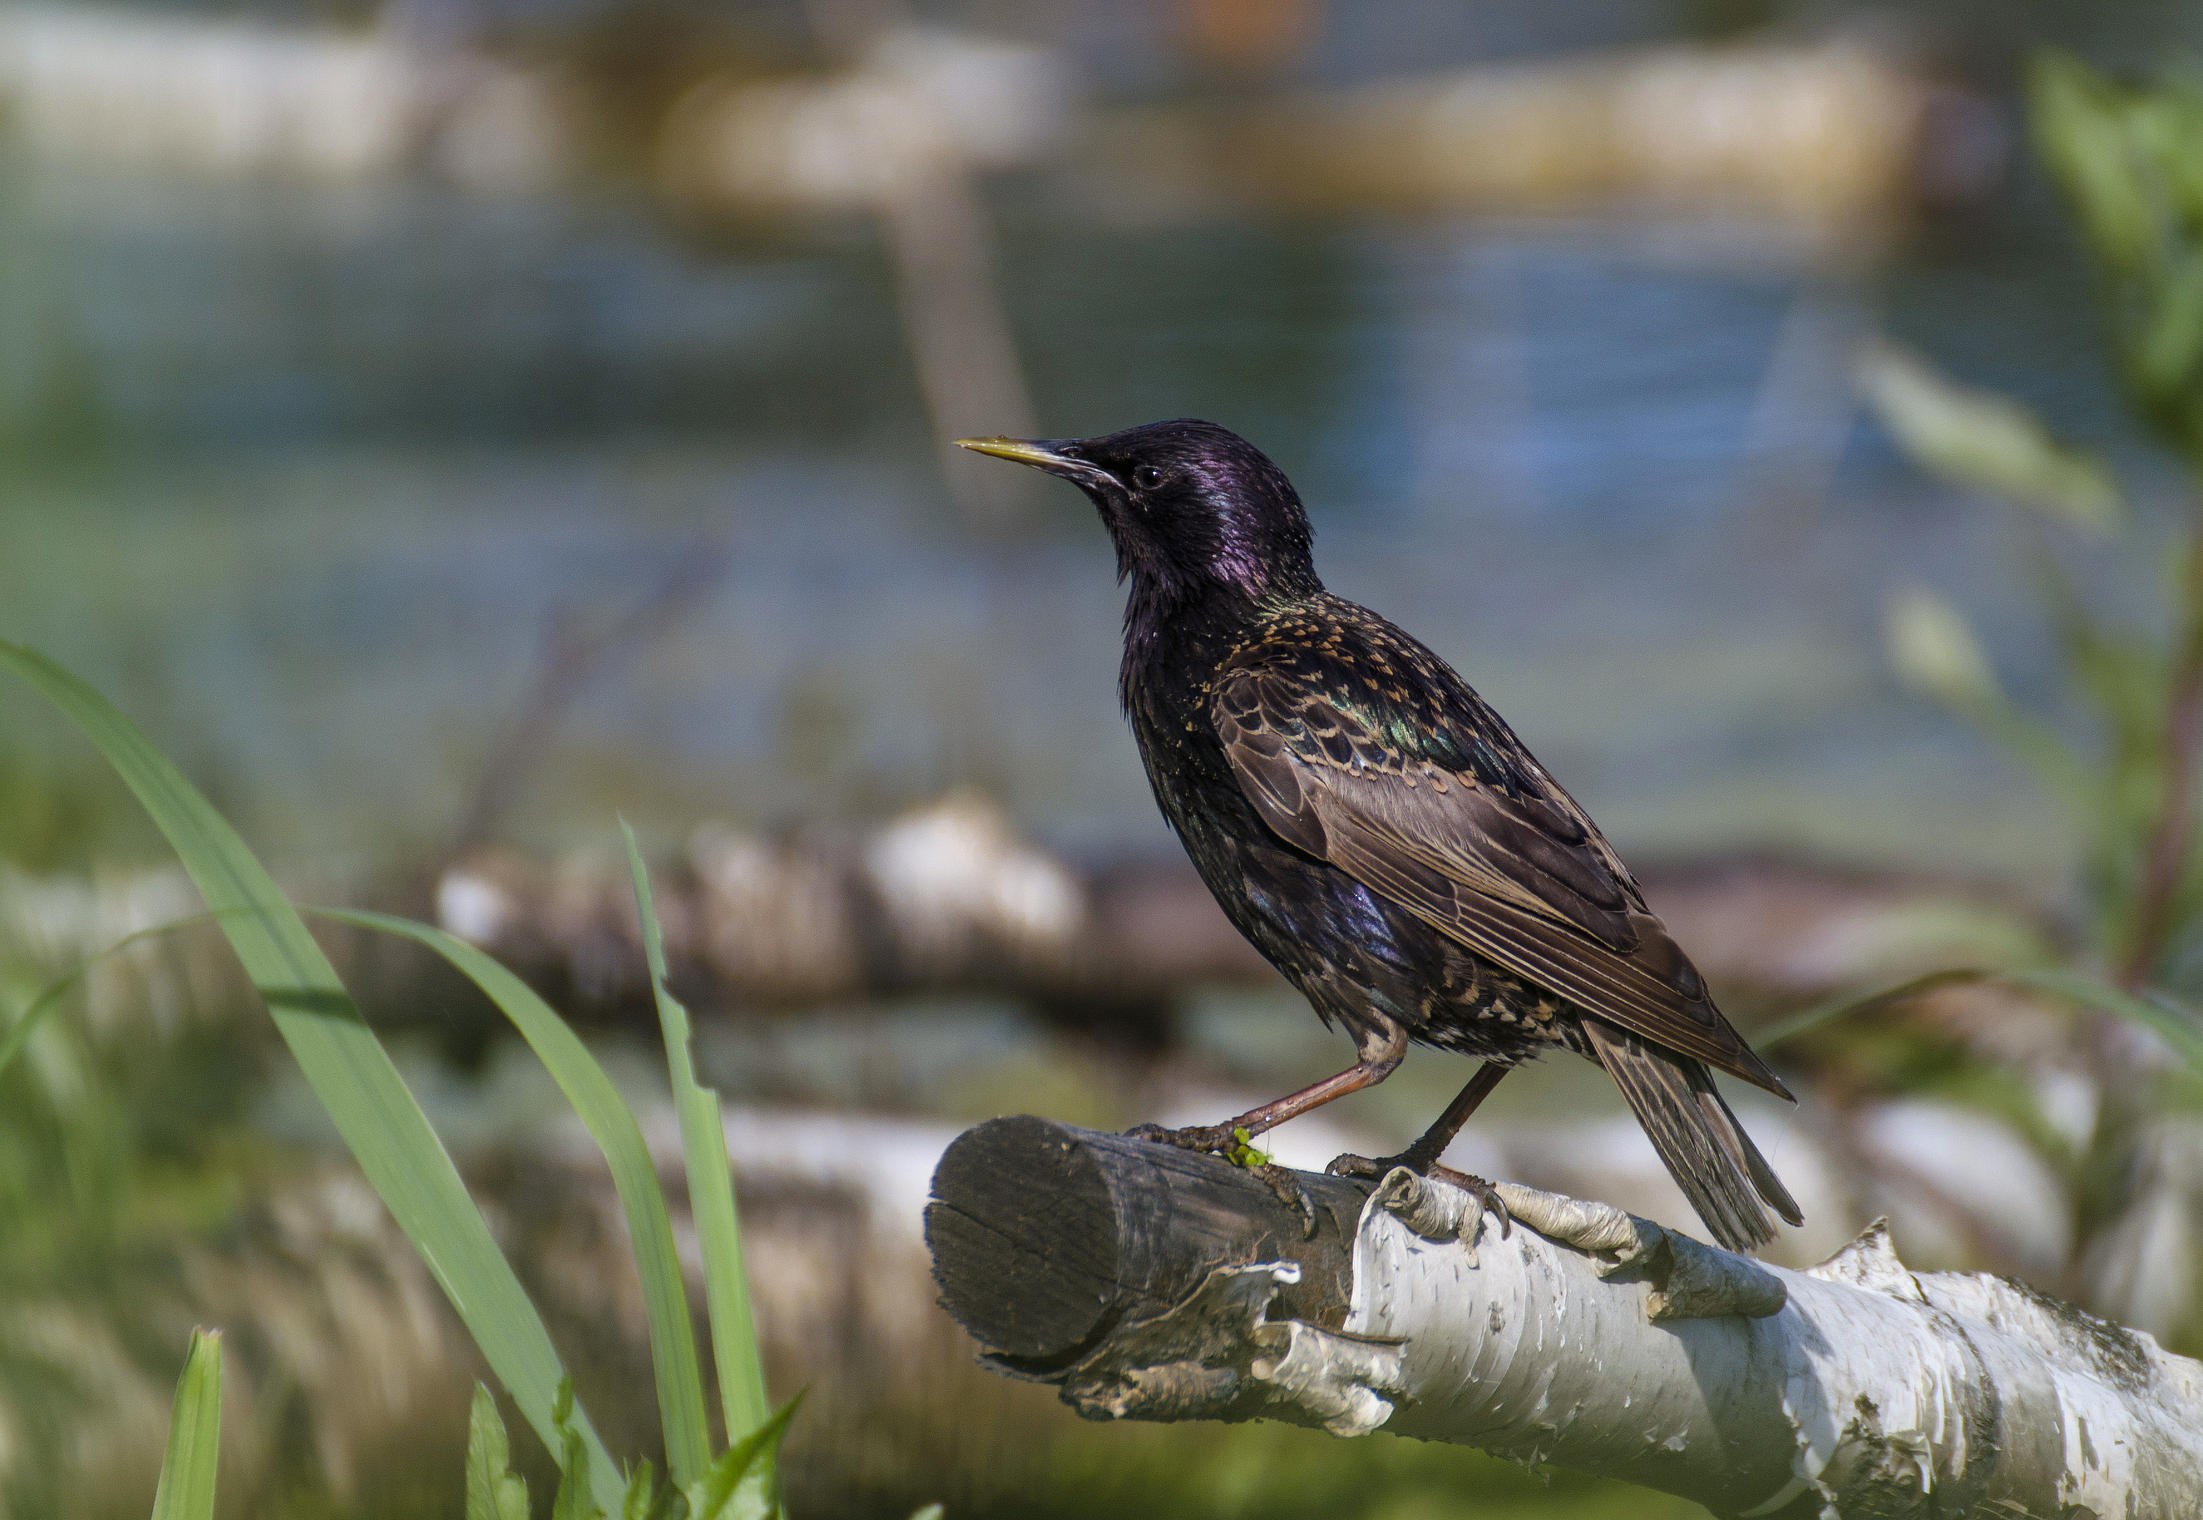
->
xmin=1132 ymin=464 xmax=1167 ymax=490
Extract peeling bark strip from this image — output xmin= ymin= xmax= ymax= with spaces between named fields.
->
xmin=926 ymin=1118 xmax=2203 ymax=1520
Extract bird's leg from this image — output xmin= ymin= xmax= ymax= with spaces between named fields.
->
xmin=1326 ymin=1062 xmax=1513 ymax=1237
xmin=1394 ymin=1061 xmax=1510 ymax=1170
xmin=1129 ymin=1027 xmax=1407 ymax=1152
xmin=1128 ymin=1028 xmax=1406 ymax=1237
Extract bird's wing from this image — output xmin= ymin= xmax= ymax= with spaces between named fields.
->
xmin=1212 ymin=654 xmax=1790 ymax=1097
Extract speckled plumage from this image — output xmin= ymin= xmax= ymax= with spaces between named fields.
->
xmin=962 ymin=419 xmax=1802 ymax=1251
xmin=1125 ymin=593 xmax=1598 ymax=1068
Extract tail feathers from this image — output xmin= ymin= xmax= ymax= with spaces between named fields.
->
xmin=1583 ymin=1018 xmax=1802 ymax=1254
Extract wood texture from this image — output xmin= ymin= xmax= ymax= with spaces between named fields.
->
xmin=924 ymin=1116 xmax=1371 ymax=1370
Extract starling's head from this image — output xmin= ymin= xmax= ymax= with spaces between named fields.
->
xmin=957 ymin=420 xmax=1318 ymax=603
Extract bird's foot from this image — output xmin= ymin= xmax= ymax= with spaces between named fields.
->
xmin=1325 ymin=1150 xmax=1512 ymax=1239
xmin=1126 ymin=1120 xmax=1240 ymax=1158
xmin=1126 ymin=1122 xmax=1319 ymax=1238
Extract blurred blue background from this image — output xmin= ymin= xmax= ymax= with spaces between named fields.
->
xmin=3 ymin=0 xmax=2185 ymax=881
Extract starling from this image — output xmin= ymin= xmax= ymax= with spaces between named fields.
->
xmin=958 ymin=420 xmax=1802 ymax=1253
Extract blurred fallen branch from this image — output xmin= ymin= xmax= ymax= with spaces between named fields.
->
xmin=926 ymin=1116 xmax=2203 ymax=1519
xmin=436 ymin=794 xmax=1262 ymax=1044
xmin=0 ymin=5 xmax=577 ymax=186
xmin=1097 ymin=38 xmax=1998 ymax=238
xmin=0 ymin=798 xmax=2055 ymax=1052
xmin=434 ymin=812 xmax=2050 ymax=1031
xmin=654 ymin=26 xmax=1073 ymax=213
xmin=0 ymin=9 xmax=1990 ymax=253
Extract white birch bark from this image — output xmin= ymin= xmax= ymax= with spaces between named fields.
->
xmin=1053 ymin=1168 xmax=2203 ymax=1519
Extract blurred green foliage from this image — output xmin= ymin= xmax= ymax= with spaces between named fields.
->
xmin=1859 ymin=342 xmax=2125 ymax=534
xmin=1854 ymin=51 xmax=2203 ymax=1350
xmin=2032 ymin=55 xmax=2203 ymax=461
xmin=1868 ymin=53 xmax=2203 ymax=997
xmin=0 ymin=912 xmax=271 ymax=1519
xmin=2 ymin=644 xmax=805 ymax=1517
xmin=0 ymin=752 xmax=130 ymax=870
xmin=465 ymin=1377 xmax=800 ymax=1520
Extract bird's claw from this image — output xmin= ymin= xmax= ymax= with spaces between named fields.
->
xmin=1251 ymin=1161 xmax=1320 ymax=1238
xmin=1126 ymin=1122 xmax=1319 ymax=1238
xmin=1326 ymin=1151 xmax=1512 ymax=1239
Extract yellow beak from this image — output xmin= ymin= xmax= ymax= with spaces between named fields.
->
xmin=953 ymin=436 xmax=1075 ymax=469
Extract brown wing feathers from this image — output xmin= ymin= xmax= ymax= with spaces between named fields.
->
xmin=1213 ymin=657 xmax=1792 ymax=1100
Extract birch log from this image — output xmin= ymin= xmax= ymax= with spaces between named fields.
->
xmin=427 ymin=797 xmax=2041 ymax=1028
xmin=926 ymin=1117 xmax=2203 ymax=1519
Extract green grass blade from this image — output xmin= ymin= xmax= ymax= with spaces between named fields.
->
xmin=0 ymin=910 xmax=220 ymax=1079
xmin=550 ymin=1381 xmax=607 ymax=1520
xmin=317 ymin=908 xmax=713 ymax=1487
xmin=2001 ymin=968 xmax=2203 ymax=1072
xmin=0 ymin=643 xmax=621 ymax=1511
xmin=622 ymin=823 xmax=769 ymax=1439
xmin=149 ymin=1329 xmax=222 ymax=1520
xmin=466 ymin=1386 xmax=533 ymax=1520
xmin=7 ymin=900 xmax=723 ymax=1486
xmin=1754 ymin=969 xmax=1990 ymax=1050
xmin=618 ymin=1461 xmax=665 ymax=1520
xmin=687 ymin=1395 xmax=803 ymax=1520
xmin=1757 ymin=964 xmax=2203 ymax=1072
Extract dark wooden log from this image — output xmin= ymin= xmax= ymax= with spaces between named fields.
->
xmin=923 ymin=1115 xmax=1373 ymax=1373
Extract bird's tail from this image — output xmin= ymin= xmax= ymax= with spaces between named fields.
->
xmin=1582 ymin=1018 xmax=1802 ymax=1254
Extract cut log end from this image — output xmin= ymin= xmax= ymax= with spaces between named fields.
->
xmin=924 ymin=1115 xmax=1127 ymax=1362
xmin=924 ymin=1116 xmax=1372 ymax=1371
